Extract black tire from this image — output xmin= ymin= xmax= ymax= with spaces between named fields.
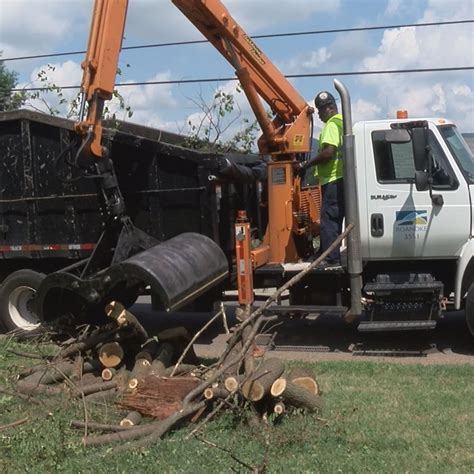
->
xmin=466 ymin=283 xmax=474 ymax=336
xmin=0 ymin=269 xmax=45 ymax=332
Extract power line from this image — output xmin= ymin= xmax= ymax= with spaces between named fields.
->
xmin=2 ymin=19 xmax=473 ymax=62
xmin=8 ymin=66 xmax=474 ymax=93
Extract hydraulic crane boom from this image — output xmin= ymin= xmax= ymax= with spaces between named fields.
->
xmin=77 ymin=0 xmax=314 ymax=160
xmin=76 ymin=0 xmax=320 ymax=270
xmin=172 ymin=0 xmax=313 ymax=157
xmin=76 ymin=0 xmax=128 ymax=158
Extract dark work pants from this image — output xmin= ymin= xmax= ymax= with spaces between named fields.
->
xmin=320 ymin=178 xmax=345 ymax=263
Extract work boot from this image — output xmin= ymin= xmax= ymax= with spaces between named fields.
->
xmin=316 ymin=259 xmax=342 ymax=271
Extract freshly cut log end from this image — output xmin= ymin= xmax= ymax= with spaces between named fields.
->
xmin=204 ymin=387 xmax=230 ymax=400
xmin=274 ymin=401 xmax=285 ymax=415
xmin=128 ymin=358 xmax=152 ymax=389
xmin=120 ymin=411 xmax=142 ymax=427
xmin=105 ymin=301 xmax=127 ymax=326
xmin=241 ymin=358 xmax=285 ymax=402
xmin=98 ymin=342 xmax=124 ymax=368
xmin=270 ymin=378 xmax=287 ymax=397
xmin=102 ymin=368 xmax=116 ymax=381
xmin=242 ymin=380 xmax=265 ymax=402
xmin=288 ymin=367 xmax=319 ymax=395
xmin=204 ymin=388 xmax=214 ymax=400
xmin=271 ymin=379 xmax=322 ymax=413
xmin=224 ymin=376 xmax=241 ymax=393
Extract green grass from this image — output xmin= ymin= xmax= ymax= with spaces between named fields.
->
xmin=0 ymin=337 xmax=473 ymax=473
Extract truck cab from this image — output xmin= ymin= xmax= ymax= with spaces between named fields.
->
xmin=354 ymin=117 xmax=474 ymax=331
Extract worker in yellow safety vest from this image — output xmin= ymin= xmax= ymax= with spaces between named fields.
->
xmin=295 ymin=91 xmax=344 ymax=269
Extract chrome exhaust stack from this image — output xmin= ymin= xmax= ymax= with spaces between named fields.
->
xmin=334 ymin=78 xmax=363 ymax=317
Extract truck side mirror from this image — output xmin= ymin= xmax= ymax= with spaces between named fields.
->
xmin=411 ymin=127 xmax=429 ymax=172
xmin=414 ymin=170 xmax=429 ymax=191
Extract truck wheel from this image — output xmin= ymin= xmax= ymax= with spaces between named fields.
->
xmin=0 ymin=270 xmax=45 ymax=332
xmin=466 ymin=283 xmax=474 ymax=336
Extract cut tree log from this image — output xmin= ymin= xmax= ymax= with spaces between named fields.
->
xmin=16 ymin=381 xmax=63 ymax=396
xmin=241 ymin=358 xmax=285 ymax=402
xmin=288 ymin=367 xmax=319 ymax=395
xmin=270 ymin=378 xmax=322 ymax=413
xmin=221 ymin=340 xmax=243 ymax=377
xmin=59 ymin=328 xmax=119 ymax=359
xmin=101 ymin=368 xmax=116 ymax=381
xmin=274 ymin=401 xmax=285 ymax=415
xmin=135 ymin=340 xmax=160 ymax=364
xmin=120 ymin=411 xmax=143 ymax=427
xmin=84 ymin=388 xmax=118 ymax=402
xmin=149 ymin=342 xmax=174 ymax=376
xmin=224 ymin=375 xmax=243 ymax=393
xmin=20 ymin=359 xmax=101 ymax=386
xmin=203 ymin=387 xmax=230 ymax=400
xmin=98 ymin=342 xmax=124 ymax=368
xmin=70 ymin=420 xmax=131 ymax=433
xmin=128 ymin=359 xmax=152 ymax=390
xmin=158 ymin=327 xmax=199 ymax=366
xmin=105 ymin=301 xmax=148 ymax=342
xmin=162 ymin=364 xmax=197 ymax=377
xmin=72 ymin=380 xmax=118 ymax=398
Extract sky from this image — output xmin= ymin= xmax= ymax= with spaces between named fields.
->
xmin=1 ymin=0 xmax=473 ymax=142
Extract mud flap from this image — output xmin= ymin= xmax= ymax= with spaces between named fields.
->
xmin=36 ymin=233 xmax=229 ymax=323
xmin=466 ymin=283 xmax=474 ymax=336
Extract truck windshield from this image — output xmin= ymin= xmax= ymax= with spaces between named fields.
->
xmin=438 ymin=125 xmax=474 ymax=184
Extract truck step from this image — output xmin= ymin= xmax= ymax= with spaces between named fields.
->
xmin=358 ymin=320 xmax=437 ymax=332
xmin=264 ymin=305 xmax=348 ymax=316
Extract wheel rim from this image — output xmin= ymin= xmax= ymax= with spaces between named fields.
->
xmin=8 ymin=285 xmax=40 ymax=330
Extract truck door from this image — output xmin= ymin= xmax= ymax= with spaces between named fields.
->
xmin=364 ymin=122 xmax=471 ymax=259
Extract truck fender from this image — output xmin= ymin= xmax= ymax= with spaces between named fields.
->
xmin=455 ymin=238 xmax=474 ymax=309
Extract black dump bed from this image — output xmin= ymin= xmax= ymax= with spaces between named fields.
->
xmin=0 ymin=110 xmax=259 ymax=270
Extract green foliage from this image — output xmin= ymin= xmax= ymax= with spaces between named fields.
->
xmin=0 ymin=55 xmax=26 ymax=111
xmin=21 ymin=63 xmax=133 ymax=122
xmin=184 ymin=85 xmax=260 ymax=154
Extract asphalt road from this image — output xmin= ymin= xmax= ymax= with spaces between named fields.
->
xmin=131 ymin=297 xmax=474 ymax=365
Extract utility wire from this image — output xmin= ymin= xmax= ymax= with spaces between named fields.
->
xmin=2 ymin=19 xmax=473 ymax=62
xmin=7 ymin=66 xmax=474 ymax=93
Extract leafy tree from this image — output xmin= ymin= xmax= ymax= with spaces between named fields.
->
xmin=183 ymin=86 xmax=260 ymax=154
xmin=0 ymin=55 xmax=26 ymax=111
xmin=26 ymin=64 xmax=133 ymax=122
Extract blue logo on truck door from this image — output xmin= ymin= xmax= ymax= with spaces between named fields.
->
xmin=396 ymin=210 xmax=428 ymax=226
xmin=395 ymin=210 xmax=428 ymax=240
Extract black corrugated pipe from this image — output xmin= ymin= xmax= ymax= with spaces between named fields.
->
xmin=334 ymin=79 xmax=363 ymax=317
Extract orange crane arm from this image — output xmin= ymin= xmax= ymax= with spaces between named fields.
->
xmin=76 ymin=0 xmax=129 ymax=158
xmin=172 ymin=0 xmax=313 ymax=157
xmin=77 ymin=0 xmax=312 ymax=158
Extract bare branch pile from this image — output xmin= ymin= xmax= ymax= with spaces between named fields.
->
xmin=11 ymin=227 xmax=354 ymax=450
